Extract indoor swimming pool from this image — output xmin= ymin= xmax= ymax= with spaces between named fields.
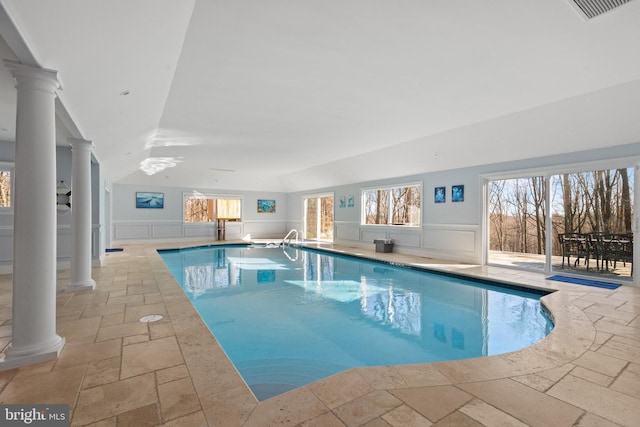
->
xmin=158 ymin=244 xmax=554 ymax=401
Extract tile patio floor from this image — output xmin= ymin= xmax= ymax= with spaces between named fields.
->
xmin=0 ymin=241 xmax=639 ymax=426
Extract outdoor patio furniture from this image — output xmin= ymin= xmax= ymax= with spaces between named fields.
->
xmin=586 ymin=232 xmax=633 ymax=274
xmin=609 ymin=233 xmax=633 ymax=274
xmin=559 ymin=232 xmax=590 ymax=270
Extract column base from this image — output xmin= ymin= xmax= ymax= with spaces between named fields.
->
xmin=0 ymin=336 xmax=65 ymax=371
xmin=66 ymin=279 xmax=96 ymax=292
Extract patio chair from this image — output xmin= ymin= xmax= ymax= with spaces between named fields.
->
xmin=586 ymin=232 xmax=607 ymax=271
xmin=611 ymin=233 xmax=633 ymax=274
xmin=559 ymin=232 xmax=590 ymax=270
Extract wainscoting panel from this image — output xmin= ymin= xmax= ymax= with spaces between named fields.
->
xmin=152 ymin=223 xmax=184 ymax=239
xmin=243 ymin=221 xmax=287 ymax=239
xmin=223 ymin=222 xmax=244 ymax=240
xmin=361 ymin=229 xmax=388 ymax=244
xmin=423 ymin=224 xmax=480 ymax=263
xmin=114 ymin=223 xmax=151 ymax=240
xmin=113 ymin=220 xmax=290 ymax=244
xmin=388 ymin=230 xmax=421 ymax=248
xmin=335 ymin=222 xmax=360 ymax=241
xmin=285 ymin=221 xmax=303 ymax=235
xmin=183 ymin=224 xmax=216 ymax=238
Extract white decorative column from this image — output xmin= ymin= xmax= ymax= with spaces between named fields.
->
xmin=1 ymin=60 xmax=65 ymax=369
xmin=67 ymin=138 xmax=96 ymax=291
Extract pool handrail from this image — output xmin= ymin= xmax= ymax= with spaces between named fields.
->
xmin=282 ymin=229 xmax=299 ymax=246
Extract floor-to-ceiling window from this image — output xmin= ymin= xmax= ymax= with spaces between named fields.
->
xmin=488 ymin=176 xmax=547 ymax=270
xmin=487 ymin=165 xmax=634 ymax=281
xmin=304 ymin=194 xmax=334 ymax=241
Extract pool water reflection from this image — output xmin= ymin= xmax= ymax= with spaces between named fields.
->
xmin=159 ymin=245 xmax=553 ymax=400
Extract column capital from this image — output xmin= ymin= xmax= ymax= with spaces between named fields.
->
xmin=3 ymin=59 xmax=60 ymax=92
xmin=68 ymin=138 xmax=93 ymax=150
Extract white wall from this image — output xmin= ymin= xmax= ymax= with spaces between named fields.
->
xmin=288 ymin=142 xmax=640 ymax=264
xmin=111 ymin=184 xmax=289 ymax=244
xmin=287 ymin=167 xmax=481 ymax=263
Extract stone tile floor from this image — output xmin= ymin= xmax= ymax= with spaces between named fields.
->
xmin=0 ymin=241 xmax=639 ymax=426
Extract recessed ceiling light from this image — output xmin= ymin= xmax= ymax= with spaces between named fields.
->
xmin=119 ymin=90 xmax=131 ymax=96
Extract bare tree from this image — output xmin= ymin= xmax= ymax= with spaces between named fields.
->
xmin=530 ymin=177 xmax=545 ymax=254
xmin=620 ymin=168 xmax=632 ymax=232
xmin=489 ymin=180 xmax=507 ymax=251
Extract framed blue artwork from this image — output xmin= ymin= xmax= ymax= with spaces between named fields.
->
xmin=257 ymin=199 xmax=276 ymax=213
xmin=136 ymin=192 xmax=164 ymax=208
xmin=339 ymin=196 xmax=346 ymax=208
xmin=434 ymin=187 xmax=446 ymax=203
xmin=347 ymin=195 xmax=354 ymax=207
xmin=452 ymin=185 xmax=464 ymax=202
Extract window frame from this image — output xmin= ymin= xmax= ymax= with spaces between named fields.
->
xmin=0 ymin=161 xmax=14 ymax=213
xmin=361 ymin=181 xmax=422 ymax=227
xmin=183 ymin=192 xmax=243 ymax=223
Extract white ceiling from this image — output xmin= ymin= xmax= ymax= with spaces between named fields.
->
xmin=0 ymin=0 xmax=639 ymax=192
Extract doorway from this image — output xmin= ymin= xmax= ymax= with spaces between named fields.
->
xmin=304 ymin=194 xmax=334 ymax=241
xmin=487 ymin=166 xmax=635 ymax=281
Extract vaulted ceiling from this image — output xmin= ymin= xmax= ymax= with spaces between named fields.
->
xmin=1 ymin=0 xmax=639 ymax=192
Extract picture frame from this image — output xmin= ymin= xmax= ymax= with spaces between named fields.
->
xmin=347 ymin=195 xmax=355 ymax=208
xmin=339 ymin=196 xmax=347 ymax=208
xmin=434 ymin=187 xmax=446 ymax=203
xmin=136 ymin=191 xmax=164 ymax=209
xmin=257 ymin=199 xmax=276 ymax=213
xmin=452 ymin=185 xmax=464 ymax=202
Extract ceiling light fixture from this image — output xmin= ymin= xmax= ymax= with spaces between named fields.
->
xmin=119 ymin=90 xmax=130 ymax=96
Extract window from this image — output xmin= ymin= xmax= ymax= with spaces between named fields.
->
xmin=0 ymin=162 xmax=13 ymax=209
xmin=184 ymin=193 xmax=242 ymax=223
xmin=362 ymin=183 xmax=421 ymax=226
xmin=216 ymin=199 xmax=241 ymax=220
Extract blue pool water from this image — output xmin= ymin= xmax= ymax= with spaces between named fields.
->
xmin=159 ymin=244 xmax=553 ymax=400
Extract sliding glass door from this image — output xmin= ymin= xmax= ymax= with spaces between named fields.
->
xmin=488 ymin=177 xmax=547 ymax=271
xmin=304 ymin=194 xmax=334 ymax=241
xmin=488 ymin=166 xmax=634 ymax=281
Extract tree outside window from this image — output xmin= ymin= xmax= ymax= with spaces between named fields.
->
xmin=184 ymin=195 xmax=241 ymax=222
xmin=363 ymin=184 xmax=421 ymax=226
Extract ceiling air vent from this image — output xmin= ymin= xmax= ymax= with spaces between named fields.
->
xmin=570 ymin=0 xmax=633 ymax=19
